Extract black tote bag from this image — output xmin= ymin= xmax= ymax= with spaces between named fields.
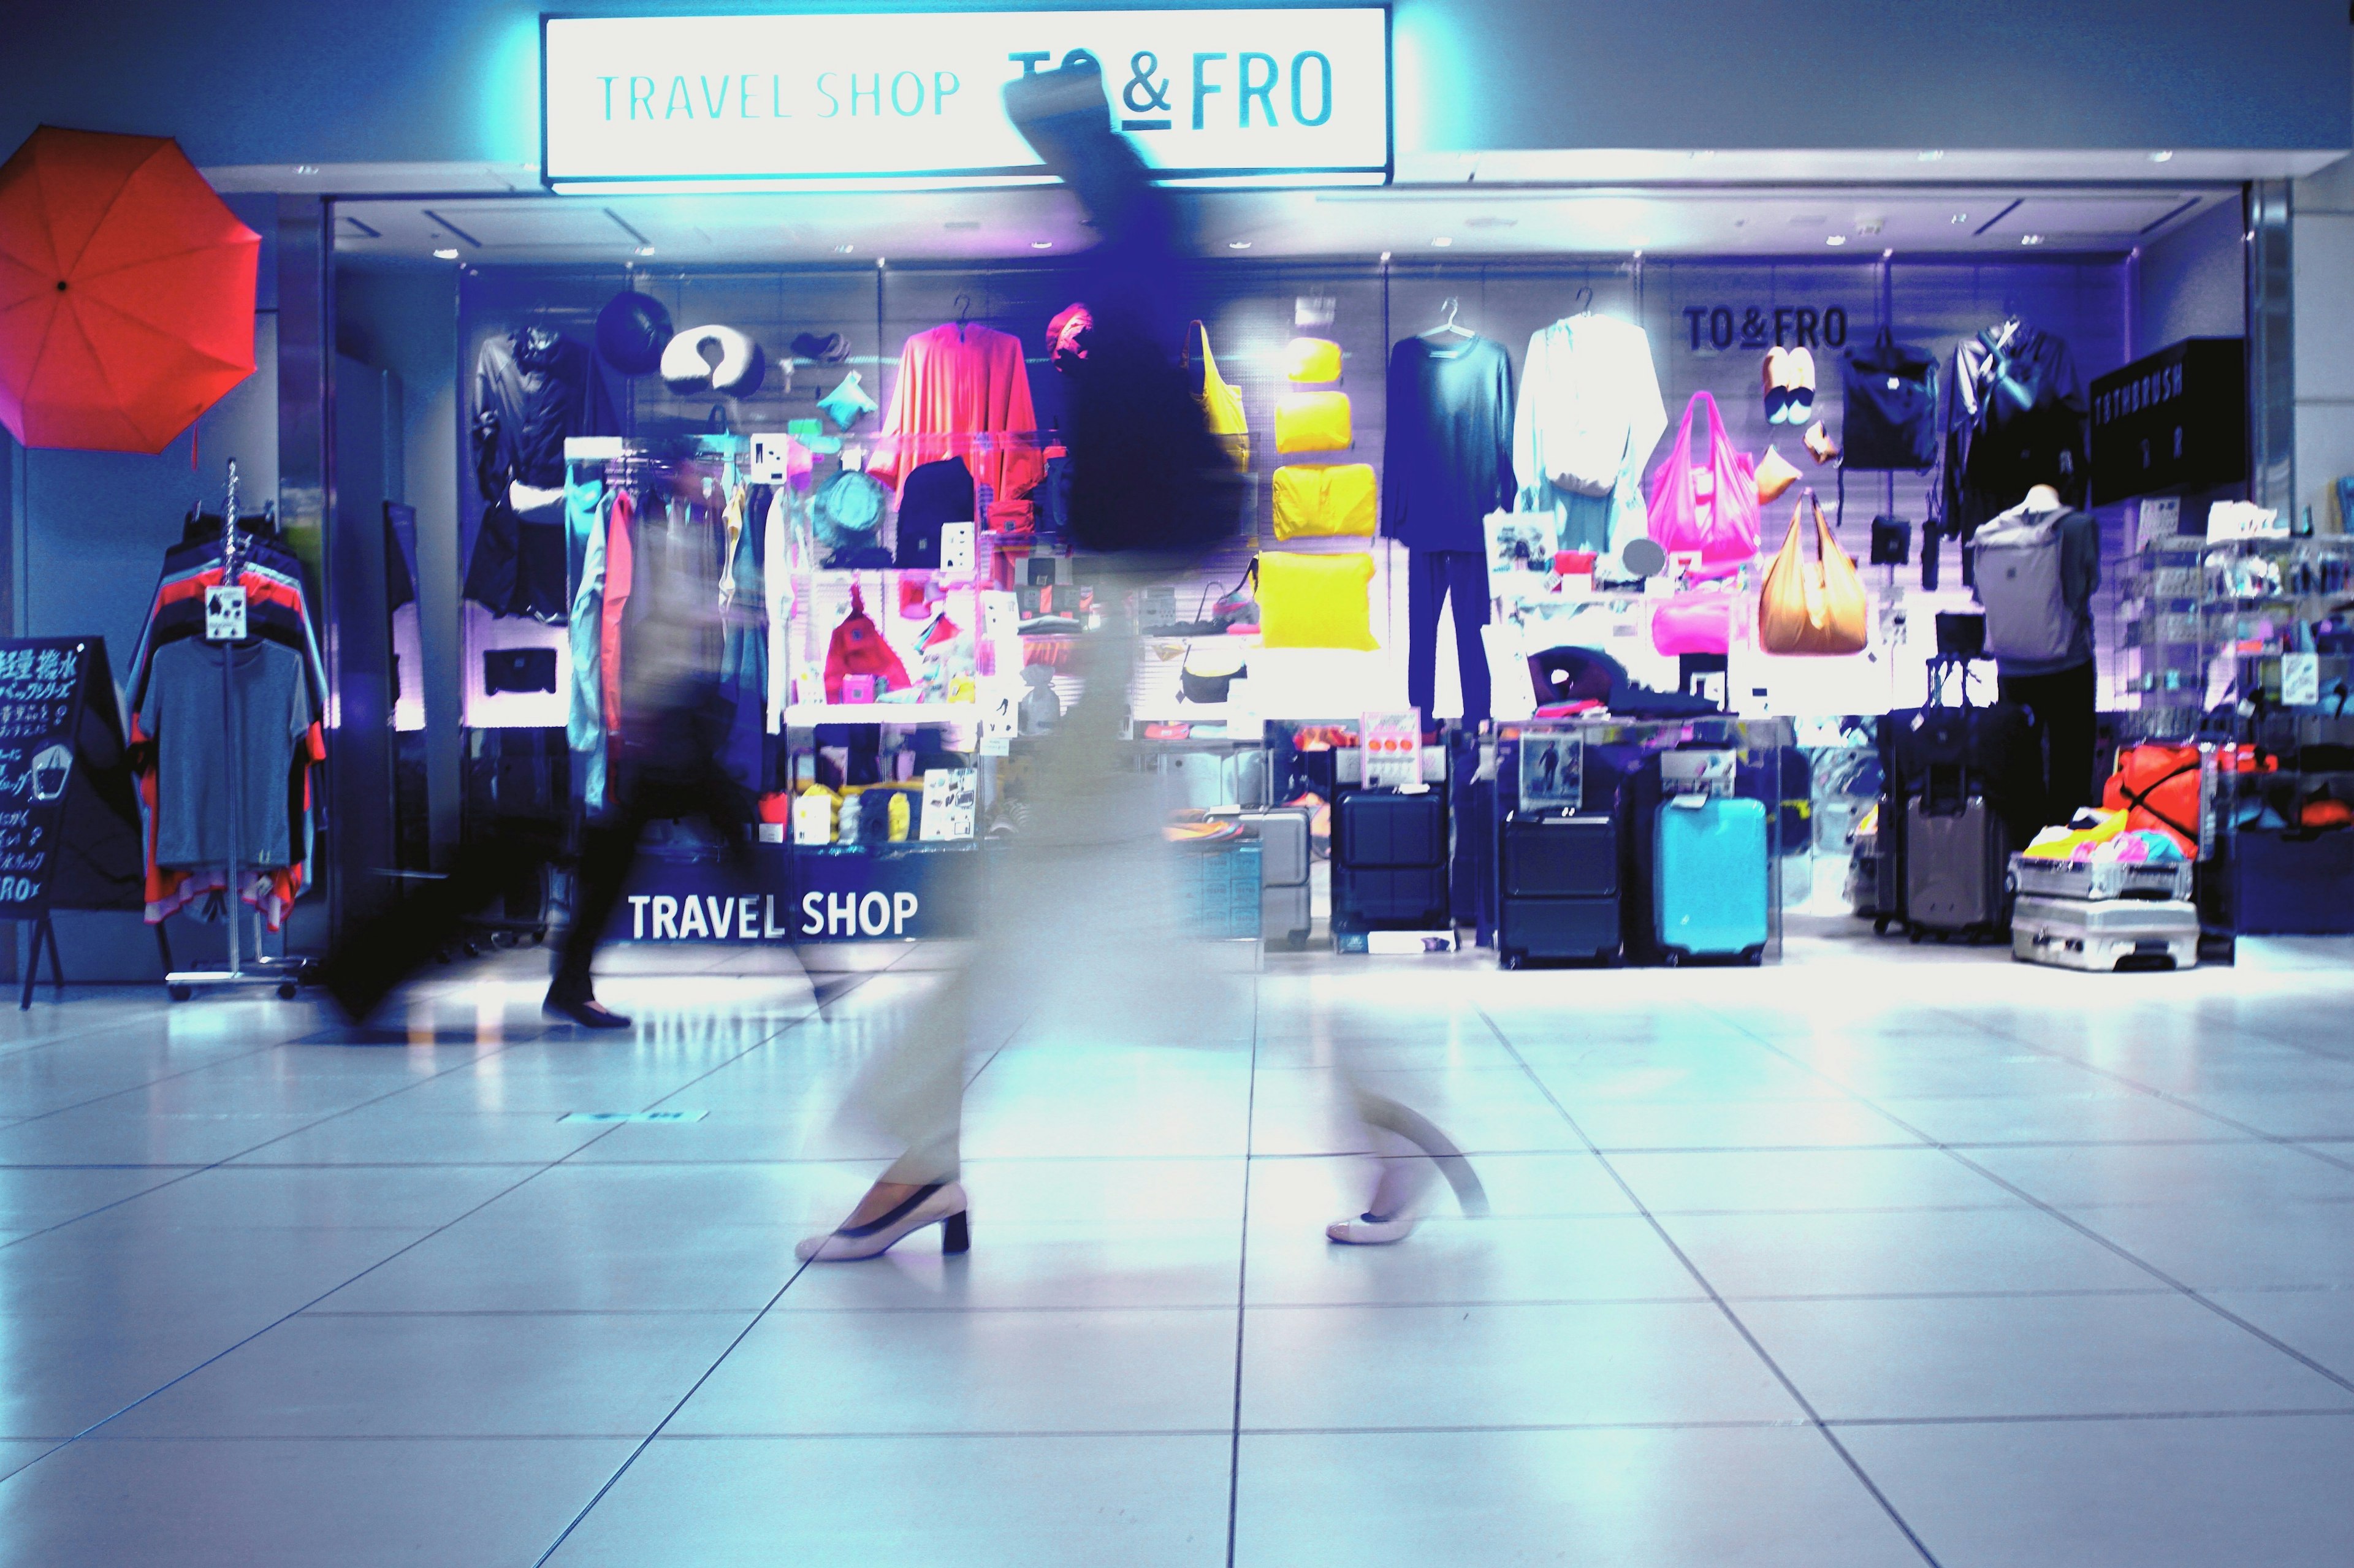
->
xmin=1842 ymin=330 xmax=1940 ymax=471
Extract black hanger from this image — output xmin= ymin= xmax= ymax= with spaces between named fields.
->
xmin=953 ymin=293 xmax=972 ymax=338
xmin=1572 ymin=285 xmax=1594 ymax=315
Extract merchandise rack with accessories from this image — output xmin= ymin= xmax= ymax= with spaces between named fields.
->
xmin=2195 ymin=531 xmax=2354 ymax=935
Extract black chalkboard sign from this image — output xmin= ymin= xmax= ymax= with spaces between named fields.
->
xmin=0 ymin=638 xmax=142 ymax=919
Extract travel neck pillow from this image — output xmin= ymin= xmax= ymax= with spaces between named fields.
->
xmin=661 ymin=324 xmax=769 ymax=397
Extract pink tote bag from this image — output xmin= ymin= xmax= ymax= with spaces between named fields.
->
xmin=1645 ymin=390 xmax=1762 ymax=569
xmin=1650 ymin=588 xmax=1744 ymax=657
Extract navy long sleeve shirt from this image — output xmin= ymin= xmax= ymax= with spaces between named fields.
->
xmin=1381 ymin=334 xmax=1515 ymax=553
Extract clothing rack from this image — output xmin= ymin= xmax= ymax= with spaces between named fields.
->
xmin=165 ymin=459 xmax=305 ymax=1002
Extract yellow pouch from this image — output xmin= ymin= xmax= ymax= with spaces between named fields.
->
xmin=1186 ymin=321 xmax=1250 ymax=469
xmin=2023 ymin=807 xmax=2129 ymax=860
xmin=1273 ymin=464 xmax=1377 ymax=540
xmin=1283 ymin=337 xmax=1343 ymax=383
xmin=1274 ymin=391 xmax=1352 ymax=455
xmin=1254 ymin=551 xmax=1376 ymax=650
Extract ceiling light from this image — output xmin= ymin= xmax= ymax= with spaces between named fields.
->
xmin=1430 ymin=236 xmax=1453 ymax=248
xmin=2019 ymin=234 xmax=2045 ymax=246
xmin=1377 ymin=251 xmax=1391 ymax=264
xmin=1855 ymin=219 xmax=1883 ymax=235
xmin=432 ymin=248 xmax=459 ymax=260
xmin=1883 ymin=248 xmax=1895 ymax=259
xmin=2150 ymin=150 xmax=2174 ymax=163
xmin=293 ymin=164 xmax=319 ymax=176
xmin=1825 ymin=234 xmax=1848 ymax=246
xmin=1227 ymin=240 xmax=1252 ymax=249
xmin=634 ymin=245 xmax=656 ymax=256
xmin=1918 ymin=150 xmax=1945 ymax=162
xmin=1950 ymin=213 xmax=1969 ymax=225
xmin=1030 ymin=240 xmax=1053 ymax=249
xmin=834 ymin=243 xmax=855 ymax=254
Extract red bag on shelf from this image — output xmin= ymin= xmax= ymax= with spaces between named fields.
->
xmin=823 ymin=584 xmax=911 ymax=702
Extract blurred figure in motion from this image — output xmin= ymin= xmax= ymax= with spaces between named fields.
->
xmin=794 ymin=58 xmax=1480 ymax=1260
xmin=322 ymin=461 xmax=758 ymax=1031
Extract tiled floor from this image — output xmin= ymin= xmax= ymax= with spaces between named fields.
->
xmin=0 ymin=922 xmax=2350 ymax=1565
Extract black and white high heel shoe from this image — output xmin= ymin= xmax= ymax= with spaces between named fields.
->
xmin=795 ymin=1181 xmax=970 ymax=1262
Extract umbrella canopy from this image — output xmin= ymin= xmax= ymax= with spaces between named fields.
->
xmin=0 ymin=126 xmax=259 ymax=453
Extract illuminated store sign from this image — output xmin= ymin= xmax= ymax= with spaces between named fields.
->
xmin=541 ymin=8 xmax=1390 ymax=191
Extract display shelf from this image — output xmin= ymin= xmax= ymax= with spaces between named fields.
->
xmin=784 ymin=701 xmax=979 ymax=726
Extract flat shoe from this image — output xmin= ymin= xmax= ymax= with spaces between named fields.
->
xmin=544 ymin=990 xmax=632 ymax=1029
xmin=1327 ymin=1210 xmax=1419 ymax=1245
xmin=1762 ymin=346 xmax=1792 ymax=424
xmin=1787 ymin=347 xmax=1817 ymax=424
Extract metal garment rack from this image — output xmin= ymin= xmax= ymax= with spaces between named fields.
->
xmin=165 ymin=459 xmax=303 ymax=1001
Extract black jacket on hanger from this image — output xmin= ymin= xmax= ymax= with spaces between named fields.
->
xmin=1943 ymin=321 xmax=2087 ymax=540
xmin=473 ymin=327 xmax=615 ymax=498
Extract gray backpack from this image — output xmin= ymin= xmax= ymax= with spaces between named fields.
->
xmin=1969 ymin=511 xmax=2071 ymax=661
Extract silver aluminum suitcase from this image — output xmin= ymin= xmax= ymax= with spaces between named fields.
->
xmin=1239 ymin=807 xmax=1311 ymax=888
xmin=2009 ymin=852 xmax=2194 ymax=903
xmin=1240 ymin=807 xmax=1312 ymax=947
xmin=1260 ymin=881 xmax=1311 ymax=948
xmin=2011 ymin=895 xmax=2198 ymax=972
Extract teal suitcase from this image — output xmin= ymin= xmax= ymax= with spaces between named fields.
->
xmin=1654 ymin=795 xmax=1769 ymax=963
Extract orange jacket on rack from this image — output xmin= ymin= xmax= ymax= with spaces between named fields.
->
xmin=871 ymin=322 xmax=1045 ymax=510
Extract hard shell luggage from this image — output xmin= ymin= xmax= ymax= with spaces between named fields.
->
xmin=1260 ymin=881 xmax=1311 ymax=950
xmin=1331 ymin=863 xmax=1450 ymax=929
xmin=1654 ymin=796 xmax=1769 ymax=963
xmin=1335 ymin=790 xmax=1446 ymax=867
xmin=2009 ymin=851 xmax=2194 ymax=904
xmin=1905 ymin=796 xmax=2008 ymax=937
xmin=1240 ymin=807 xmax=1313 ymax=948
xmin=1498 ymin=814 xmax=1620 ymax=967
xmin=1331 ymin=788 xmax=1449 ymax=941
xmin=2011 ymin=894 xmax=2198 ymax=971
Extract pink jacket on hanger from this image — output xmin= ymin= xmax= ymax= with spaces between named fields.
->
xmin=871 ymin=322 xmax=1045 ymax=509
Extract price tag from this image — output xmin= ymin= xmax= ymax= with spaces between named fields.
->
xmin=205 ymin=585 xmax=247 ymax=642
xmin=2283 ymin=650 xmax=2322 ymax=707
xmin=1360 ymin=710 xmax=1423 ymax=790
xmin=940 ymin=521 xmax=975 ymax=576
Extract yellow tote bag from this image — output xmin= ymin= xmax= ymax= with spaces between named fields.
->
xmin=1758 ymin=494 xmax=1869 ymax=655
xmin=1283 ymin=337 xmax=1343 ymax=383
xmin=1186 ymin=321 xmax=1250 ymax=469
xmin=1272 ymin=464 xmax=1377 ymax=540
xmin=1274 ymin=391 xmax=1352 ymax=454
xmin=1254 ymin=550 xmax=1376 ymax=649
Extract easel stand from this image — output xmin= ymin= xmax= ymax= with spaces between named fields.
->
xmin=165 ymin=459 xmax=303 ymax=1002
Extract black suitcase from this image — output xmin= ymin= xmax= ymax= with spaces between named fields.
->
xmin=1335 ymin=790 xmax=1446 ymax=867
xmin=1498 ymin=814 xmax=1619 ymax=967
xmin=1332 ymin=788 xmax=1449 ymax=938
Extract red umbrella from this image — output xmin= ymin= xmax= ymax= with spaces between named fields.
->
xmin=0 ymin=126 xmax=259 ymax=453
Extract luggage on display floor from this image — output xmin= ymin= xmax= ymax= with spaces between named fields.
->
xmin=2011 ymin=894 xmax=2198 ymax=971
xmin=1240 ymin=805 xmax=1313 ymax=949
xmin=2010 ymin=851 xmax=2194 ymax=904
xmin=1904 ymin=796 xmax=2008 ymax=939
xmin=1498 ymin=814 xmax=1620 ymax=967
xmin=1331 ymin=788 xmax=1450 ymax=942
xmin=1655 ymin=794 xmax=1770 ymax=964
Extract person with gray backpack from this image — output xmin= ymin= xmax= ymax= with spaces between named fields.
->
xmin=1969 ymin=484 xmax=2101 ymax=824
